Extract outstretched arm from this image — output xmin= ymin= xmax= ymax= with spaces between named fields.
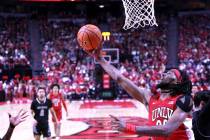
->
xmin=2 ymin=125 xmax=15 ymax=140
xmin=135 ymin=107 xmax=188 ymax=136
xmin=3 ymin=110 xmax=28 ymax=140
xmin=97 ymin=57 xmax=152 ymax=105
xmin=110 ymin=107 xmax=189 ymax=136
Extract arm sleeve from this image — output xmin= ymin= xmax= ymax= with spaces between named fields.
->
xmin=30 ymin=101 xmax=35 ymax=110
xmin=176 ymin=95 xmax=193 ymax=112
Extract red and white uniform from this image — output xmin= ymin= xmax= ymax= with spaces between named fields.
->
xmin=49 ymin=92 xmax=67 ymax=122
xmin=148 ymin=94 xmax=193 ymax=140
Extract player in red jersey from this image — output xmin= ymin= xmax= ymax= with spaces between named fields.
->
xmin=87 ymin=49 xmax=194 ymax=140
xmin=48 ymin=84 xmax=68 ymax=140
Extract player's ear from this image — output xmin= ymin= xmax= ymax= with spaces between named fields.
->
xmin=200 ymin=101 xmax=206 ymax=107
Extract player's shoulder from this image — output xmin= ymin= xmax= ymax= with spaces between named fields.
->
xmin=58 ymin=92 xmax=63 ymax=98
xmin=31 ymin=99 xmax=38 ymax=109
xmin=177 ymin=94 xmax=193 ymax=102
xmin=176 ymin=94 xmax=193 ymax=112
xmin=31 ymin=99 xmax=38 ymax=104
xmin=47 ymin=93 xmax=52 ymax=99
xmin=150 ymin=92 xmax=160 ymax=100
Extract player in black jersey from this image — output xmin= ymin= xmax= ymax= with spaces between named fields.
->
xmin=193 ymin=90 xmax=210 ymax=140
xmin=31 ymin=87 xmax=58 ymax=140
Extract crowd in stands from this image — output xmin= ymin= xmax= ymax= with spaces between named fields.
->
xmin=41 ymin=15 xmax=168 ymax=100
xmin=41 ymin=19 xmax=96 ymax=100
xmin=0 ymin=12 xmax=210 ymax=102
xmin=178 ymin=14 xmax=210 ymax=91
xmin=0 ymin=16 xmax=30 ymax=68
xmin=102 ymin=16 xmax=167 ymax=98
xmin=0 ymin=15 xmax=33 ymax=102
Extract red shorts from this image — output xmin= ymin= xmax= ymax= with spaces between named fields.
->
xmin=52 ymin=109 xmax=62 ymax=122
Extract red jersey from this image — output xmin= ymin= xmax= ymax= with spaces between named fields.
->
xmin=49 ymin=92 xmax=67 ymax=111
xmin=148 ymin=94 xmax=193 ymax=140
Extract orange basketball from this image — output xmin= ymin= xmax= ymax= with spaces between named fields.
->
xmin=77 ymin=24 xmax=102 ymax=51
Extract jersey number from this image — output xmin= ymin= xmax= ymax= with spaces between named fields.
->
xmin=156 ymin=119 xmax=167 ymax=126
xmin=40 ymin=109 xmax=44 ymax=117
xmin=53 ymin=99 xmax=59 ymax=106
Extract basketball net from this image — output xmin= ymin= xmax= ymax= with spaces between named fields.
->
xmin=122 ymin=0 xmax=158 ymax=30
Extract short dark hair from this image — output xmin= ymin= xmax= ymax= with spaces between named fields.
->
xmin=51 ymin=84 xmax=60 ymax=89
xmin=194 ymin=90 xmax=210 ymax=107
xmin=37 ymin=86 xmax=46 ymax=92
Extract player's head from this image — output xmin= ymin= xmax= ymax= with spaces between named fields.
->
xmin=194 ymin=90 xmax=210 ymax=108
xmin=51 ymin=84 xmax=60 ymax=95
xmin=157 ymin=68 xmax=192 ymax=96
xmin=37 ymin=86 xmax=46 ymax=101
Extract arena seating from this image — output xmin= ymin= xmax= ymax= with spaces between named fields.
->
xmin=0 ymin=12 xmax=209 ymax=102
xmin=178 ymin=14 xmax=210 ymax=92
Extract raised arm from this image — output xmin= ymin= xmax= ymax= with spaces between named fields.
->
xmin=3 ymin=110 xmax=28 ymax=140
xmin=97 ymin=57 xmax=152 ymax=106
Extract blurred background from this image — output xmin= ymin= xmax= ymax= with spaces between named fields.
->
xmin=0 ymin=0 xmax=209 ymax=139
xmin=0 ymin=0 xmax=209 ymax=103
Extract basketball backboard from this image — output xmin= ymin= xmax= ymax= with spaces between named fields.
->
xmin=94 ymin=48 xmax=119 ymax=64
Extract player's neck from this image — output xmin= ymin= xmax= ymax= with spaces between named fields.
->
xmin=159 ymin=92 xmax=170 ymax=100
xmin=53 ymin=92 xmax=59 ymax=96
xmin=37 ymin=97 xmax=46 ymax=103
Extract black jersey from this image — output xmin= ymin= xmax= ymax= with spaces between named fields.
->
xmin=192 ymin=100 xmax=210 ymax=140
xmin=31 ymin=98 xmax=52 ymax=123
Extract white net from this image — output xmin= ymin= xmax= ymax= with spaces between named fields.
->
xmin=122 ymin=0 xmax=158 ymax=30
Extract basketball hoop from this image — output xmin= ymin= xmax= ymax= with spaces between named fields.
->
xmin=122 ymin=0 xmax=158 ymax=30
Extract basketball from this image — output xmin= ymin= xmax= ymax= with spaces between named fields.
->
xmin=77 ymin=24 xmax=102 ymax=52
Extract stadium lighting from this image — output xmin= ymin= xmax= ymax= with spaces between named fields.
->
xmin=99 ymin=5 xmax=104 ymax=8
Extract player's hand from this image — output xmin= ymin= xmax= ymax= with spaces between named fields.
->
xmin=9 ymin=109 xmax=28 ymax=127
xmin=66 ymin=111 xmax=69 ymax=118
xmin=84 ymin=43 xmax=102 ymax=60
xmin=33 ymin=119 xmax=38 ymax=126
xmin=109 ymin=115 xmax=126 ymax=132
xmin=55 ymin=118 xmax=60 ymax=124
